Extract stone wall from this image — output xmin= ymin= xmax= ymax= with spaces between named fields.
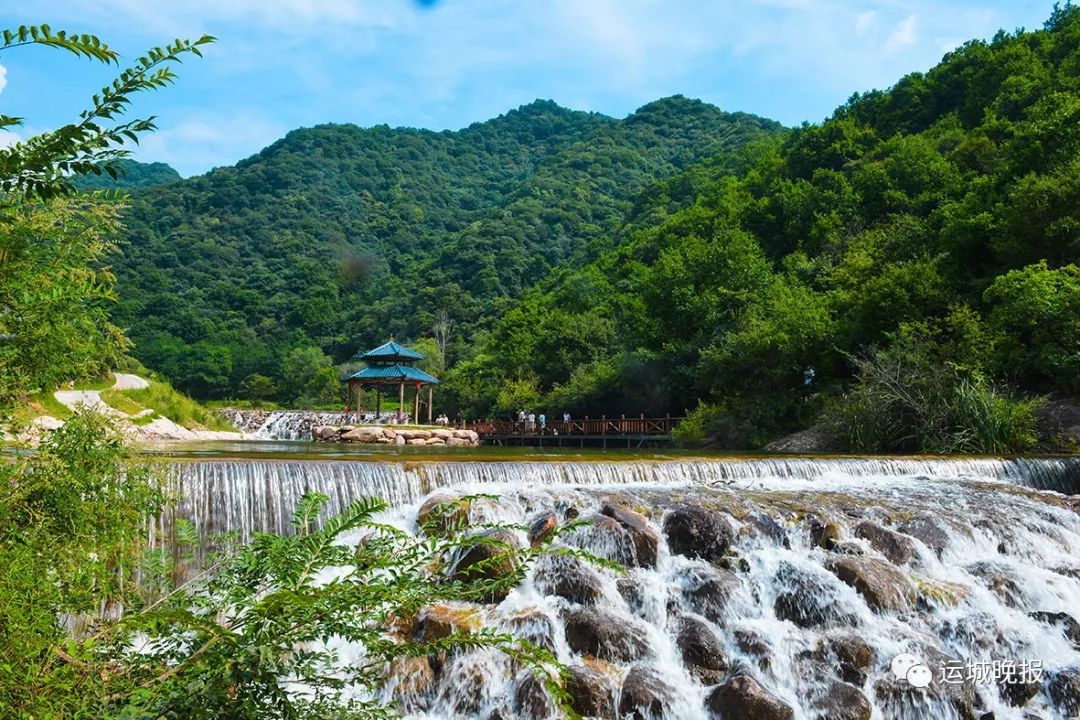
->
xmin=313 ymin=425 xmax=480 ymax=446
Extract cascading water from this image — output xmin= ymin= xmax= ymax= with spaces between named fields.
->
xmin=227 ymin=410 xmax=381 ymax=440
xmin=161 ymin=455 xmax=1080 ymax=718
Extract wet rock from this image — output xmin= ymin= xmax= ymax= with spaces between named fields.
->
xmin=831 ymin=540 xmax=866 ymax=556
xmin=1029 ymin=610 xmax=1080 ymax=649
xmin=418 ymin=493 xmax=470 ymax=536
xmin=706 ymin=674 xmax=794 ymax=720
xmin=855 ymin=521 xmax=915 ymax=565
xmin=504 ymin=610 xmax=557 ymax=653
xmin=965 ymin=561 xmax=1023 ymax=607
xmin=450 ymin=529 xmax=520 ymax=601
xmin=417 ymin=604 xmax=482 ymax=641
xmin=534 ymin=554 xmax=604 ymax=606
xmin=527 ymin=511 xmax=558 ymax=546
xmin=748 ymin=513 xmax=790 ymax=547
xmin=808 ymin=516 xmax=841 ymax=550
xmin=438 ymin=654 xmax=493 ymax=715
xmin=674 ymin=615 xmax=729 ymax=684
xmin=940 ymin=613 xmax=1003 ymax=652
xmin=898 ymin=515 xmax=950 ymax=556
xmin=774 ymin=561 xmax=858 ymax=629
xmin=570 ymin=514 xmax=638 ymax=567
xmin=484 ymin=706 xmax=510 ymax=720
xmin=618 ymin=665 xmax=675 ymax=720
xmin=810 ymin=681 xmax=872 ymax=720
xmin=513 ymin=671 xmax=555 ymax=719
xmin=663 ymin=504 xmax=734 ymax=563
xmin=683 ymin=566 xmax=741 ymax=624
xmin=565 ymin=663 xmax=616 ymax=719
xmin=874 ymin=646 xmax=978 ymax=720
xmin=826 ymin=556 xmax=915 ymax=613
xmin=998 ymin=667 xmax=1040 ymax=708
xmin=761 ymin=425 xmax=843 ymax=453
xmin=733 ymin=630 xmax=772 ymax=672
xmin=1046 ymin=667 xmax=1080 ymax=715
xmin=600 ymin=503 xmax=660 ymax=568
xmin=818 ymin=633 xmax=874 ymax=685
xmin=386 ymin=655 xmax=436 ymax=712
xmin=563 ymin=606 xmax=650 ymax=663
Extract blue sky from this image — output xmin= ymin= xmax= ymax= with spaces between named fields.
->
xmin=0 ymin=0 xmax=1058 ymax=177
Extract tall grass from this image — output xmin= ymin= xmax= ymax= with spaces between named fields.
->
xmin=120 ymin=381 xmax=234 ymax=432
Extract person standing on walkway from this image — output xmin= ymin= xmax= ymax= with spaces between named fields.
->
xmin=539 ymin=413 xmax=546 ymax=433
xmin=527 ymin=411 xmax=536 ymax=432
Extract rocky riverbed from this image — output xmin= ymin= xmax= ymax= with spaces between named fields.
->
xmin=312 ymin=425 xmax=480 ymax=446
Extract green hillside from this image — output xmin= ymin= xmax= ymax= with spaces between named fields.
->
xmin=454 ymin=7 xmax=1080 ymax=451
xmin=109 ymin=98 xmax=782 ymax=399
xmin=73 ymin=159 xmax=181 ymax=190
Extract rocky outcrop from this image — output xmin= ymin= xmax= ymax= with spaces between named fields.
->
xmin=313 ymin=424 xmax=479 ymax=446
xmin=826 ymin=556 xmax=916 ymax=613
xmin=761 ymin=425 xmax=844 ymax=453
xmin=706 ymin=674 xmax=794 ymax=720
xmin=562 ymin=606 xmax=650 ymax=662
xmin=599 ymin=503 xmax=659 ymax=568
xmin=618 ymin=665 xmax=675 ymax=720
xmin=663 ymin=504 xmax=734 ymax=563
xmin=674 ymin=615 xmax=729 ymax=684
xmin=565 ymin=664 xmax=616 ymax=719
xmin=854 ymin=521 xmax=915 ymax=565
xmin=533 ymin=554 xmax=604 ymax=605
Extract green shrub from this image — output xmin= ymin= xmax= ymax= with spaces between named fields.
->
xmin=121 ymin=379 xmax=234 ymax=431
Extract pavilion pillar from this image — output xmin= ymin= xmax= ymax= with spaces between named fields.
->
xmin=414 ymin=385 xmax=420 ymax=425
xmin=399 ymin=382 xmax=405 ymax=421
xmin=427 ymin=385 xmax=433 ymax=424
xmin=375 ymin=386 xmax=381 ymax=417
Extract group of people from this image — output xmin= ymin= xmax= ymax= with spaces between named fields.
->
xmin=516 ymin=409 xmax=572 ymax=434
xmin=434 ymin=411 xmax=465 ymax=427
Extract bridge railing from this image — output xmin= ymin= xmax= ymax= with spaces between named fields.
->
xmin=467 ymin=415 xmax=682 ymax=437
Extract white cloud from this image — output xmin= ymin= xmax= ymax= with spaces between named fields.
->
xmin=0 ymin=130 xmax=20 ymax=148
xmin=886 ymin=14 xmax=919 ymax=51
xmin=135 ymin=111 xmax=286 ymax=176
xmin=855 ymin=11 xmax=876 ymax=36
xmin=0 ymin=64 xmax=7 ymax=95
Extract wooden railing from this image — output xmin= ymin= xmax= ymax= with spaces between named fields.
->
xmin=467 ymin=415 xmax=682 ymax=437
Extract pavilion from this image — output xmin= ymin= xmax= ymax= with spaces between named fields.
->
xmin=344 ymin=340 xmax=440 ymax=423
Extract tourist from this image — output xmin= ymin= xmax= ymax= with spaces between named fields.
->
xmin=538 ymin=413 xmax=546 ymax=433
xmin=518 ymin=408 xmax=526 ymax=431
xmin=527 ymin=411 xmax=536 ymax=432
xmin=455 ymin=410 xmax=463 ymax=428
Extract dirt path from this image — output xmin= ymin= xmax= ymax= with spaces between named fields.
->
xmin=54 ymin=373 xmax=148 ymax=415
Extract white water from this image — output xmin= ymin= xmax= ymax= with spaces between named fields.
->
xmin=229 ymin=410 xmax=405 ymax=440
xmin=160 ymin=456 xmax=1080 ymax=718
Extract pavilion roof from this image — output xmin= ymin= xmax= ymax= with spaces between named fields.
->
xmin=356 ymin=340 xmax=425 ymax=362
xmin=346 ymin=365 xmax=440 ymax=385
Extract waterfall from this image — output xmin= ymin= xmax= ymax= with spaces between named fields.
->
xmin=227 ymin=409 xmax=380 ymax=440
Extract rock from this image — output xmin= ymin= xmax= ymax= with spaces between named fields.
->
xmin=534 ymin=554 xmax=604 ymax=605
xmin=808 ymin=516 xmax=841 ymax=549
xmin=527 ymin=511 xmax=558 ymax=546
xmin=31 ymin=415 xmax=65 ymax=432
xmin=706 ymin=674 xmax=794 ymax=720
xmin=826 ymin=556 xmax=916 ymax=613
xmin=663 ymin=504 xmax=734 ymax=563
xmin=761 ymin=425 xmax=843 ymax=453
xmin=562 ymin=607 xmax=650 ymax=663
xmin=965 ymin=561 xmax=1023 ymax=607
xmin=313 ymin=425 xmax=341 ymax=441
xmin=774 ymin=561 xmax=858 ymax=629
xmin=431 ymin=428 xmax=454 ymax=440
xmin=732 ymin=630 xmax=772 ymax=672
xmin=451 ymin=529 xmax=520 ymax=600
xmin=395 ymin=434 xmax=406 ymax=446
xmin=513 ymin=671 xmax=555 ymax=720
xmin=1046 ymin=667 xmax=1080 ymax=715
xmin=406 ymin=438 xmax=428 ymax=445
xmin=446 ymin=437 xmax=472 ymax=447
xmin=340 ymin=426 xmax=384 ymax=443
xmin=683 ymin=566 xmax=741 ymax=624
xmin=674 ymin=615 xmax=729 ymax=684
xmin=873 ymin=645 xmax=978 ymax=720
xmin=386 ymin=655 xmax=436 ymax=712
xmin=855 ymin=521 xmax=915 ymax=565
xmin=1030 ymin=610 xmax=1080 ymax=649
xmin=817 ymin=633 xmax=874 ymax=685
xmin=600 ymin=503 xmax=659 ymax=568
xmin=383 ymin=426 xmax=396 ymax=439
xmin=398 ymin=429 xmax=432 ymax=440
xmin=810 ymin=681 xmax=871 ymax=720
xmin=747 ymin=513 xmax=789 ymax=547
xmin=418 ymin=493 xmax=470 ymax=536
xmin=504 ymin=610 xmax=557 ymax=653
xmin=898 ymin=516 xmax=950 ymax=556
xmin=998 ymin=665 xmax=1040 ymax=707
xmin=565 ymin=664 xmax=616 ymax=719
xmin=417 ymin=604 xmax=482 ymax=641
xmin=1035 ymin=398 xmax=1080 ymax=454
xmin=618 ymin=665 xmax=674 ymax=720
xmin=568 ymin=513 xmax=638 ymax=567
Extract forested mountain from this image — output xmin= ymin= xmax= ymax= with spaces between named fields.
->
xmin=74 ymin=159 xmax=181 ymax=190
xmin=110 ymin=97 xmax=781 ymax=399
xmin=454 ymin=7 xmax=1080 ymax=450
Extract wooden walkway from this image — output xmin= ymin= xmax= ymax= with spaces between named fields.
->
xmin=468 ymin=416 xmax=683 ymax=448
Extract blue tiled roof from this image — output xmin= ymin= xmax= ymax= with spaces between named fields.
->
xmin=356 ymin=340 xmax=425 ymax=362
xmin=346 ymin=365 xmax=440 ymax=384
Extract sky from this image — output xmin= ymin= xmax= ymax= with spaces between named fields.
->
xmin=0 ymin=0 xmax=1059 ymax=177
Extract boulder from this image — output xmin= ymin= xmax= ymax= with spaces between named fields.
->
xmin=855 ymin=521 xmax=915 ymax=565
xmin=386 ymin=655 xmax=436 ymax=712
xmin=32 ymin=415 xmax=66 ymax=431
xmin=683 ymin=566 xmax=741 ymax=624
xmin=565 ymin=664 xmax=616 ymax=719
xmin=417 ymin=604 xmax=482 ymax=641
xmin=965 ymin=561 xmax=1023 ymax=607
xmin=406 ymin=438 xmax=429 ymax=446
xmin=446 ymin=437 xmax=472 ymax=447
xmin=1046 ymin=666 xmax=1080 ymax=715
xmin=312 ymin=425 xmax=340 ymax=441
xmin=747 ymin=513 xmax=789 ymax=547
xmin=395 ymin=434 xmax=406 ymax=446
xmin=534 ymin=554 xmax=604 ymax=605
xmin=1030 ymin=610 xmax=1080 ymax=649
xmin=568 ymin=513 xmax=638 ymax=567
xmin=513 ymin=671 xmax=555 ymax=720
xmin=562 ymin=607 xmax=650 ymax=663
xmin=826 ymin=556 xmax=916 ymax=613
xmin=761 ymin=425 xmax=843 ymax=453
xmin=732 ymin=630 xmax=772 ymax=672
xmin=431 ymin=428 xmax=454 ymax=440
xmin=808 ymin=516 xmax=841 ymax=550
xmin=810 ymin=681 xmax=871 ymax=720
xmin=674 ymin=615 xmax=729 ymax=684
xmin=451 ymin=529 xmax=520 ymax=600
xmin=618 ymin=665 xmax=675 ymax=720
xmin=706 ymin=674 xmax=794 ymax=720
xmin=383 ymin=426 xmax=396 ymax=439
xmin=774 ymin=561 xmax=858 ymax=629
xmin=398 ymin=429 xmax=432 ymax=440
xmin=340 ymin=426 xmax=384 ymax=443
xmin=527 ymin=511 xmax=558 ymax=547
xmin=873 ymin=645 xmax=978 ymax=720
xmin=898 ymin=516 xmax=950 ymax=556
xmin=504 ymin=610 xmax=557 ymax=653
xmin=817 ymin=633 xmax=874 ymax=686
xmin=663 ymin=504 xmax=734 ymax=563
xmin=417 ymin=493 xmax=470 ymax=536
xmin=997 ymin=665 xmax=1040 ymax=707
xmin=600 ymin=503 xmax=659 ymax=568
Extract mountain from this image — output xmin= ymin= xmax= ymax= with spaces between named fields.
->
xmin=109 ymin=98 xmax=783 ymax=398
xmin=454 ymin=7 xmax=1080 ymax=449
xmin=74 ymin=160 xmax=181 ymax=190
